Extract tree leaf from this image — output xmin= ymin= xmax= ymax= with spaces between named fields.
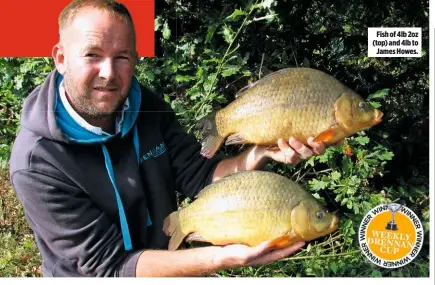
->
xmin=175 ymin=74 xmax=195 ymax=83
xmin=154 ymin=16 xmax=162 ymax=31
xmin=163 ymin=21 xmax=171 ymax=40
xmin=221 ymin=25 xmax=234 ymax=43
xmin=354 ymin=136 xmax=370 ymax=145
xmin=257 ymin=0 xmax=275 ymax=9
xmin=377 ymin=151 xmax=394 ymax=161
xmin=222 ymin=65 xmax=240 ymax=77
xmin=309 ymin=179 xmax=329 ymax=191
xmin=331 ymin=171 xmax=341 ymax=181
xmin=367 ymin=88 xmax=389 ymax=101
xmin=206 ymin=25 xmax=217 ymax=43
xmin=369 ymin=102 xmax=381 ymax=108
xmin=226 ymin=9 xmax=246 ymax=21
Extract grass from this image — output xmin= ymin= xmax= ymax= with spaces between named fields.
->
xmin=0 ymin=168 xmax=42 ymax=277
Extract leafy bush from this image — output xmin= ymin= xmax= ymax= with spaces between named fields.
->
xmin=145 ymin=0 xmax=430 ymax=277
xmin=0 ymin=171 xmax=42 ymax=277
xmin=0 ymin=58 xmax=53 ymax=276
xmin=0 ymin=58 xmax=54 ymax=168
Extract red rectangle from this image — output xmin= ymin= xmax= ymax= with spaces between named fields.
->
xmin=0 ymin=0 xmax=154 ymax=57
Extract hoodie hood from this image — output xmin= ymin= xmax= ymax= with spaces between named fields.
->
xmin=21 ymin=71 xmax=65 ymax=141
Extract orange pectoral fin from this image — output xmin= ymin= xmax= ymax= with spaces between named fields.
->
xmin=267 ymin=235 xmax=293 ymax=249
xmin=313 ymin=125 xmax=347 ymax=145
xmin=267 ymin=232 xmax=303 ymax=249
xmin=313 ymin=129 xmax=336 ymax=144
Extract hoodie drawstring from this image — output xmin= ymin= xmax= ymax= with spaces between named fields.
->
xmin=133 ymin=125 xmax=140 ymax=165
xmin=101 ymin=125 xmax=152 ymax=251
xmin=102 ymin=144 xmax=133 ymax=251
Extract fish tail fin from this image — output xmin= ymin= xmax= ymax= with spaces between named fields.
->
xmin=197 ymin=114 xmax=225 ymax=158
xmin=163 ymin=211 xmax=186 ymax=251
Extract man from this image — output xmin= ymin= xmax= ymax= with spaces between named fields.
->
xmin=9 ymin=0 xmax=325 ymax=277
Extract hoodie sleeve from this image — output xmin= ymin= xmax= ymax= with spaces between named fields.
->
xmin=157 ymin=98 xmax=223 ymax=198
xmin=10 ymin=169 xmax=142 ymax=277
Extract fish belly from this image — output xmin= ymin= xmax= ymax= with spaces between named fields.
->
xmin=182 ymin=207 xmax=292 ymax=247
xmin=222 ymin=100 xmax=336 ymax=145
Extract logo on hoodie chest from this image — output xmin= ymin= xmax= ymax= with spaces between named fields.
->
xmin=140 ymin=142 xmax=167 ymax=163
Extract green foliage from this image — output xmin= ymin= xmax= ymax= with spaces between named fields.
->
xmin=0 ymin=58 xmax=52 ymax=275
xmin=139 ymin=0 xmax=277 ymax=132
xmin=306 ymin=133 xmax=394 ymax=215
xmin=146 ymin=0 xmax=429 ymax=277
xmin=0 ymin=0 xmax=429 ymax=278
xmin=0 ymin=58 xmax=54 ymax=168
xmin=0 ymin=232 xmax=42 ymax=277
xmin=0 ymin=171 xmax=41 ymax=277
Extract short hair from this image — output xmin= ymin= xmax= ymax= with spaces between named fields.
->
xmin=58 ymin=0 xmax=136 ymax=34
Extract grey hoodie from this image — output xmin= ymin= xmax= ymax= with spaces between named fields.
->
xmin=9 ymin=70 xmax=222 ymax=277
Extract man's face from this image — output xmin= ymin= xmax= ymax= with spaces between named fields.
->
xmin=56 ymin=8 xmax=137 ymax=118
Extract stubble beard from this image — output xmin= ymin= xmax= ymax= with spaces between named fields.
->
xmin=63 ymin=74 xmax=125 ymax=120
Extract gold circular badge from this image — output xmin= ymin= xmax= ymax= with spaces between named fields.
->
xmin=359 ymin=203 xmax=424 ymax=268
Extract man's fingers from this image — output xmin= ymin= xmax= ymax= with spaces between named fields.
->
xmin=307 ymin=137 xmax=326 ymax=155
xmin=265 ymin=137 xmax=324 ymax=164
xmin=289 ymin=137 xmax=313 ymax=159
xmin=276 ymin=139 xmax=301 ymax=164
xmin=277 ymin=139 xmax=295 ymax=156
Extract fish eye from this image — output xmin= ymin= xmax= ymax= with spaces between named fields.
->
xmin=359 ymin=102 xmax=367 ymax=109
xmin=316 ymin=211 xmax=324 ymax=219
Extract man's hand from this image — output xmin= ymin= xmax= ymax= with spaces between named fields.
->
xmin=212 ymin=137 xmax=326 ymax=182
xmin=263 ymin=137 xmax=326 ymax=165
xmin=135 ymin=240 xmax=305 ymax=277
xmin=212 ymin=241 xmax=306 ymax=269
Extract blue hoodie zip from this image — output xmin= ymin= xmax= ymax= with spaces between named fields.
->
xmin=54 ymin=73 xmax=150 ymax=251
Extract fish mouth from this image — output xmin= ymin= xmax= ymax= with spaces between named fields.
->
xmin=329 ymin=216 xmax=339 ymax=231
xmin=374 ymin=110 xmax=384 ymax=124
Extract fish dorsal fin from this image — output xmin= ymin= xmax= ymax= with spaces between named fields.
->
xmin=235 ymin=68 xmax=296 ymax=98
xmin=235 ymin=81 xmax=258 ymax=98
xmin=194 ymin=171 xmax=257 ymax=198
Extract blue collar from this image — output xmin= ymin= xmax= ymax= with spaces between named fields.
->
xmin=54 ymin=73 xmax=142 ymax=143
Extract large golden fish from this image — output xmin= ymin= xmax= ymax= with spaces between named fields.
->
xmin=199 ymin=67 xmax=383 ymax=158
xmin=163 ymin=170 xmax=338 ymax=250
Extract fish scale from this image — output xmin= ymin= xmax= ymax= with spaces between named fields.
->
xmin=200 ymin=67 xmax=383 ymax=158
xmin=163 ymin=171 xmax=339 ymax=250
xmin=218 ymin=69 xmax=342 ymax=143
